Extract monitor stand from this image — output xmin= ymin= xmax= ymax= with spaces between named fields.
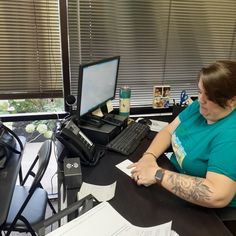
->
xmin=101 ymin=113 xmax=125 ymax=127
xmin=77 ymin=114 xmax=128 ymax=145
xmin=78 ymin=114 xmax=103 ymax=128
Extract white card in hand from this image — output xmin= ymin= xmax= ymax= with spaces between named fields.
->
xmin=116 ymin=159 xmax=134 ymax=177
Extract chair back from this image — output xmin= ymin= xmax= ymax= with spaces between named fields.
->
xmin=28 ymin=140 xmax=52 ymax=193
xmin=3 ymin=140 xmax=53 ymax=236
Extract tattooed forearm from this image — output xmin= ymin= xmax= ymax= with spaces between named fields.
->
xmin=167 ymin=173 xmax=213 ymax=203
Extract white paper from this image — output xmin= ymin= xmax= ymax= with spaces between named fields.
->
xmin=77 ymin=181 xmax=116 ymax=202
xmin=92 ymin=107 xmax=104 ymax=117
xmin=116 ymin=159 xmax=134 ymax=177
xmin=113 ymin=221 xmax=172 ymax=236
xmin=46 ymin=202 xmax=128 ymax=236
xmin=136 ymin=118 xmax=169 ymax=132
xmin=106 ymin=100 xmax=114 ymax=113
xmin=46 ymin=201 xmax=178 ymax=236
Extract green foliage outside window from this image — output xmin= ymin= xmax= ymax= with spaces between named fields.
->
xmin=1 ymin=98 xmax=64 ymax=141
xmin=8 ymin=99 xmax=64 ymax=113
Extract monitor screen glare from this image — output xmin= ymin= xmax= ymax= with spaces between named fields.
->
xmin=78 ymin=56 xmax=120 ymax=118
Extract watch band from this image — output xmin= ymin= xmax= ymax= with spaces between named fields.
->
xmin=155 ymin=168 xmax=165 ymax=184
xmin=143 ymin=152 xmax=157 ymax=159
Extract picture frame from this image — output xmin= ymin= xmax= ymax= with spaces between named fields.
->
xmin=152 ymin=85 xmax=171 ymax=109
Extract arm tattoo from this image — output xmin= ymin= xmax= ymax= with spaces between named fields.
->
xmin=167 ymin=173 xmax=213 ymax=203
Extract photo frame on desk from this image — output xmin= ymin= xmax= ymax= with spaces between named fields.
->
xmin=152 ymin=85 xmax=171 ymax=109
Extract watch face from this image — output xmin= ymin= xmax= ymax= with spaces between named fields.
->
xmin=155 ymin=169 xmax=164 ymax=183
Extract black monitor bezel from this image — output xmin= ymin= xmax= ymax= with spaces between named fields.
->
xmin=76 ymin=56 xmax=120 ymax=120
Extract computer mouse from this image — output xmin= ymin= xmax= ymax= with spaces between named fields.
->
xmin=138 ymin=118 xmax=152 ymax=126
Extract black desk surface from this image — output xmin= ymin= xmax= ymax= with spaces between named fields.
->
xmin=80 ymin=135 xmax=232 ymax=236
xmin=57 ymin=114 xmax=232 ymax=236
xmin=0 ymin=136 xmax=26 ymax=226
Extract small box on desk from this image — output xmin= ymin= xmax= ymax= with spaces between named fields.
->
xmin=78 ymin=114 xmax=128 ymax=145
xmin=64 ymin=157 xmax=82 ymax=189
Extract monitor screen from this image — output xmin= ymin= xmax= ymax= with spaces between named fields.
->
xmin=76 ymin=56 xmax=120 ymax=119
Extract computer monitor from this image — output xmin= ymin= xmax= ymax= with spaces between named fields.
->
xmin=76 ymin=56 xmax=120 ymax=122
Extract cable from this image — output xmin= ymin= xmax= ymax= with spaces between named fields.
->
xmin=161 ymin=0 xmax=173 ymax=85
xmin=50 ymin=171 xmax=58 ymax=197
xmin=33 ymin=0 xmax=62 ymax=108
xmin=32 ymin=0 xmax=42 ymax=97
xmin=229 ymin=19 xmax=236 ymax=59
xmin=51 ymin=128 xmax=67 ymax=175
xmin=45 ymin=0 xmax=61 ymax=100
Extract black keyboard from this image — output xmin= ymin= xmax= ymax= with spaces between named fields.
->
xmin=106 ymin=122 xmax=150 ymax=155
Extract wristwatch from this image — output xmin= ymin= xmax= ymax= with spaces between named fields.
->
xmin=155 ymin=168 xmax=165 ymax=184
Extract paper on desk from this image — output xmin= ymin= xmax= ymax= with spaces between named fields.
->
xmin=106 ymin=100 xmax=114 ymax=113
xmin=116 ymin=159 xmax=134 ymax=177
xmin=77 ymin=181 xmax=116 ymax=202
xmin=92 ymin=107 xmax=103 ymax=117
xmin=113 ymin=221 xmax=173 ymax=236
xmin=136 ymin=118 xmax=169 ymax=132
xmin=46 ymin=201 xmax=178 ymax=236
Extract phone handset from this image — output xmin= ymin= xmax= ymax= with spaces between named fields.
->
xmin=56 ymin=119 xmax=104 ymax=166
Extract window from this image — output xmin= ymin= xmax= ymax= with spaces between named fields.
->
xmin=0 ymin=0 xmax=63 ymax=101
xmin=68 ymin=0 xmax=236 ymax=108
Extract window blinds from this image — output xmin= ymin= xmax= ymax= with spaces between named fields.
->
xmin=68 ymin=0 xmax=236 ymax=107
xmin=0 ymin=0 xmax=63 ymax=99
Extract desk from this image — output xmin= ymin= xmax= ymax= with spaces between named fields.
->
xmin=58 ymin=131 xmax=232 ymax=236
xmin=0 ymin=136 xmax=26 ymax=227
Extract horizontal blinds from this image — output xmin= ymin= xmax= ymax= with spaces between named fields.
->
xmin=68 ymin=0 xmax=236 ymax=108
xmin=0 ymin=0 xmax=63 ymax=99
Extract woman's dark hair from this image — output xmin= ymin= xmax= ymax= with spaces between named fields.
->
xmin=198 ymin=60 xmax=236 ymax=108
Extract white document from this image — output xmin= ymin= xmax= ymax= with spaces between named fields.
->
xmin=92 ymin=107 xmax=104 ymax=117
xmin=106 ymin=100 xmax=114 ymax=113
xmin=77 ymin=181 xmax=116 ymax=202
xmin=136 ymin=118 xmax=169 ymax=132
xmin=149 ymin=119 xmax=168 ymax=132
xmin=46 ymin=201 xmax=178 ymax=236
xmin=116 ymin=159 xmax=134 ymax=177
xmin=113 ymin=221 xmax=173 ymax=236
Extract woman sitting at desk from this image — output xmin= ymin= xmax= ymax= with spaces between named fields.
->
xmin=129 ymin=60 xmax=236 ymax=208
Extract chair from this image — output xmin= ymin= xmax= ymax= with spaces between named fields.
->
xmin=35 ymin=194 xmax=98 ymax=236
xmin=1 ymin=140 xmax=56 ymax=236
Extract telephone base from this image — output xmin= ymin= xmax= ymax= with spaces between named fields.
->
xmin=78 ymin=114 xmax=128 ymax=145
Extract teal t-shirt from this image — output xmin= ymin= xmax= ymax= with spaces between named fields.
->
xmin=170 ymin=100 xmax=236 ymax=207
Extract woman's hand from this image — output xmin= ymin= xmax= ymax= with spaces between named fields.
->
xmin=128 ymin=153 xmax=159 ymax=186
